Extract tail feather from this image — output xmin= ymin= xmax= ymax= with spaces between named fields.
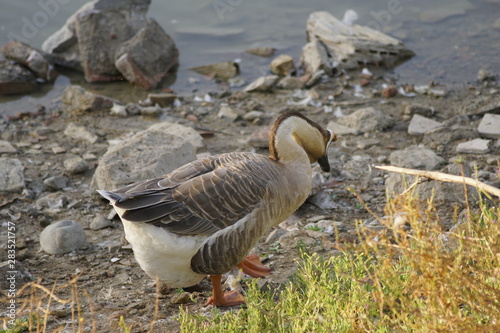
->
xmin=97 ymin=190 xmax=122 ymax=204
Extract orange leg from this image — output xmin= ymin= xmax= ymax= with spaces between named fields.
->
xmin=205 ymin=275 xmax=245 ymax=307
xmin=237 ymin=254 xmax=271 ymax=278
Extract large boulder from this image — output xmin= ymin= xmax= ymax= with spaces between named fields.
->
xmin=91 ymin=126 xmax=197 ymax=190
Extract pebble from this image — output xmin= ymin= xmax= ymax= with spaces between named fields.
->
xmin=408 ymin=114 xmax=443 ymax=135
xmin=64 ymin=122 xmax=99 ymax=144
xmin=64 ymin=156 xmax=90 ymax=174
xmin=477 ymin=69 xmax=495 ymax=82
xmin=43 ymin=175 xmax=68 ymax=191
xmin=270 ymin=54 xmax=296 ymax=77
xmin=0 ymin=140 xmax=17 ymax=153
xmin=40 ymin=220 xmax=88 ymax=255
xmin=110 ymin=103 xmax=127 ymax=117
xmin=244 ymin=75 xmax=279 ymax=93
xmin=276 ymin=76 xmax=305 ymax=90
xmin=477 ymin=113 xmax=500 ymax=139
xmin=0 ymin=158 xmax=25 ymax=193
xmin=148 ymin=93 xmax=177 ymax=107
xmin=90 ymin=214 xmax=113 ymax=230
xmin=243 ymin=110 xmax=264 ymax=121
xmin=218 ymin=105 xmax=240 ymax=121
xmin=327 ymin=121 xmax=359 ymax=135
xmin=171 ymin=292 xmax=192 ymax=304
xmin=337 ymin=107 xmax=394 ymax=133
xmin=456 ymin=138 xmax=491 ymax=154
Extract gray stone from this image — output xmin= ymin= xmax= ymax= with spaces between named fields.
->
xmin=270 ymin=54 xmax=296 ymax=77
xmin=64 ymin=122 xmax=99 ymax=144
xmin=140 ymin=106 xmax=161 ymax=116
xmin=40 ymin=220 xmax=88 ymax=255
xmin=0 ymin=60 xmax=38 ymax=95
xmin=0 ymin=158 xmax=25 ymax=193
xmin=244 ymin=75 xmax=279 ymax=93
xmin=1 ymin=40 xmax=58 ymax=82
xmin=402 ymin=104 xmax=435 ymax=117
xmin=307 ymin=191 xmax=340 ymax=210
xmin=327 ymin=121 xmax=360 ymax=135
xmin=75 ymin=9 xmax=130 ymax=82
xmin=456 ymin=138 xmax=491 ymax=153
xmin=408 ymin=114 xmax=443 ymax=135
xmin=90 ymin=214 xmax=113 ymax=230
xmin=64 ymin=156 xmax=90 ymax=174
xmin=389 ymin=146 xmax=444 ymax=170
xmin=303 ymin=11 xmax=413 ymax=72
xmin=337 ymin=107 xmax=394 ymax=133
xmin=44 ymin=175 xmax=69 ymax=191
xmin=477 ymin=113 xmax=500 ymax=139
xmin=146 ymin=122 xmax=206 ymax=152
xmin=36 ymin=193 xmax=68 ymax=212
xmin=243 ymin=111 xmax=264 ymax=121
xmin=218 ymin=105 xmax=241 ymax=121
xmin=62 ymin=85 xmax=114 ymax=114
xmin=477 ymin=69 xmax=495 ymax=82
xmin=110 ymin=103 xmax=127 ymax=117
xmin=115 ymin=19 xmax=179 ymax=89
xmin=91 ymin=129 xmax=196 ymax=190
xmin=0 ymin=140 xmax=17 ymax=153
xmin=276 ymin=77 xmax=305 ymax=90
xmin=148 ymin=93 xmax=177 ymax=107
xmin=300 ymin=40 xmax=332 ymax=75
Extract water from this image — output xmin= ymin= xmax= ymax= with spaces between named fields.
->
xmin=0 ymin=0 xmax=499 ymax=115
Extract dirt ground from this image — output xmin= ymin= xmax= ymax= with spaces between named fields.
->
xmin=1 ymin=71 xmax=499 ymax=332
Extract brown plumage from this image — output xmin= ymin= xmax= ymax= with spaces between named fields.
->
xmin=98 ymin=111 xmax=337 ymax=306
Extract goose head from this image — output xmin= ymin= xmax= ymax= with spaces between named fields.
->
xmin=269 ymin=112 xmax=337 ymax=172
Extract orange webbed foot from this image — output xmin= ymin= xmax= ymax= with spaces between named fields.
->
xmin=237 ymin=254 xmax=271 ymax=278
xmin=206 ymin=275 xmax=245 ymax=307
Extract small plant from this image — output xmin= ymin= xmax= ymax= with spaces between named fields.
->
xmin=304 ymin=224 xmax=322 ymax=231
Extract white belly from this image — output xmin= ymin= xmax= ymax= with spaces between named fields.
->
xmin=122 ymin=220 xmax=207 ymax=288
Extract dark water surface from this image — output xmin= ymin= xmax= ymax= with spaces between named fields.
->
xmin=0 ymin=0 xmax=499 ymax=115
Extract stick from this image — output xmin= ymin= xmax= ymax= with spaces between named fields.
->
xmin=374 ymin=165 xmax=500 ymax=199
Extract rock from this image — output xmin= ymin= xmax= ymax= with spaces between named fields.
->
xmin=244 ymin=75 xmax=279 ymax=93
xmin=64 ymin=122 xmax=99 ymax=144
xmin=303 ymin=11 xmax=413 ymax=73
xmin=189 ymin=61 xmax=239 ymax=81
xmin=477 ymin=113 xmax=500 ymax=138
xmin=0 ymin=60 xmax=38 ymax=95
xmin=62 ymin=85 xmax=114 ymax=114
xmin=408 ymin=114 xmax=443 ymax=135
xmin=248 ymin=126 xmax=271 ymax=148
xmin=456 ymin=138 xmax=491 ymax=153
xmin=0 ymin=158 xmax=25 ymax=193
xmin=337 ymin=107 xmax=394 ymax=133
xmin=40 ymin=220 xmax=88 ymax=255
xmin=276 ymin=77 xmax=305 ymax=90
xmin=75 ymin=9 xmax=129 ymax=82
xmin=140 ymin=106 xmax=161 ymax=116
xmin=403 ymin=104 xmax=435 ymax=117
xmin=327 ymin=120 xmax=360 ymax=135
xmin=115 ymin=19 xmax=179 ymax=89
xmin=245 ymin=47 xmax=276 ymax=57
xmin=381 ymin=86 xmax=398 ymax=98
xmin=270 ymin=54 xmax=296 ymax=76
xmin=90 ymin=214 xmax=113 ymax=230
xmin=301 ymin=40 xmax=333 ymax=76
xmin=0 ymin=140 xmax=17 ymax=153
xmin=110 ymin=103 xmax=127 ymax=117
xmin=243 ymin=110 xmax=264 ymax=121
xmin=389 ymin=146 xmax=444 ymax=170
xmin=36 ymin=193 xmax=68 ymax=212
xmin=477 ymin=69 xmax=495 ymax=82
xmin=43 ymin=175 xmax=69 ymax=191
xmin=91 ymin=129 xmax=196 ymax=190
xmin=1 ymin=40 xmax=58 ymax=82
xmin=148 ymin=93 xmax=177 ymax=107
xmin=308 ymin=190 xmax=340 ymax=210
xmin=146 ymin=122 xmax=206 ymax=152
xmin=64 ymin=156 xmax=90 ymax=174
xmin=218 ymin=105 xmax=241 ymax=121
xmin=171 ymin=292 xmax=192 ymax=304
xmin=0 ymin=261 xmax=33 ymax=290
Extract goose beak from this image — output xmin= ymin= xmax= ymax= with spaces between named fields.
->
xmin=318 ymin=154 xmax=330 ymax=172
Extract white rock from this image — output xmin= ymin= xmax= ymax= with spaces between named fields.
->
xmin=244 ymin=75 xmax=279 ymax=92
xmin=389 ymin=146 xmax=444 ymax=170
xmin=408 ymin=114 xmax=443 ymax=135
xmin=337 ymin=107 xmax=394 ymax=133
xmin=456 ymin=138 xmax=491 ymax=154
xmin=218 ymin=105 xmax=240 ymax=121
xmin=477 ymin=113 xmax=500 ymax=139
xmin=0 ymin=140 xmax=17 ymax=153
xmin=64 ymin=156 xmax=89 ymax=174
xmin=40 ymin=220 xmax=88 ymax=255
xmin=90 ymin=214 xmax=113 ymax=230
xmin=327 ymin=121 xmax=359 ymax=135
xmin=110 ymin=103 xmax=127 ymax=117
xmin=64 ymin=122 xmax=98 ymax=144
xmin=0 ymin=158 xmax=25 ymax=193
xmin=147 ymin=122 xmax=206 ymax=152
xmin=243 ymin=111 xmax=264 ymax=121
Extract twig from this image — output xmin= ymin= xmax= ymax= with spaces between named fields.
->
xmin=375 ymin=165 xmax=500 ymax=199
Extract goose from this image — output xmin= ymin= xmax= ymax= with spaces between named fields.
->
xmin=97 ymin=111 xmax=337 ymax=306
